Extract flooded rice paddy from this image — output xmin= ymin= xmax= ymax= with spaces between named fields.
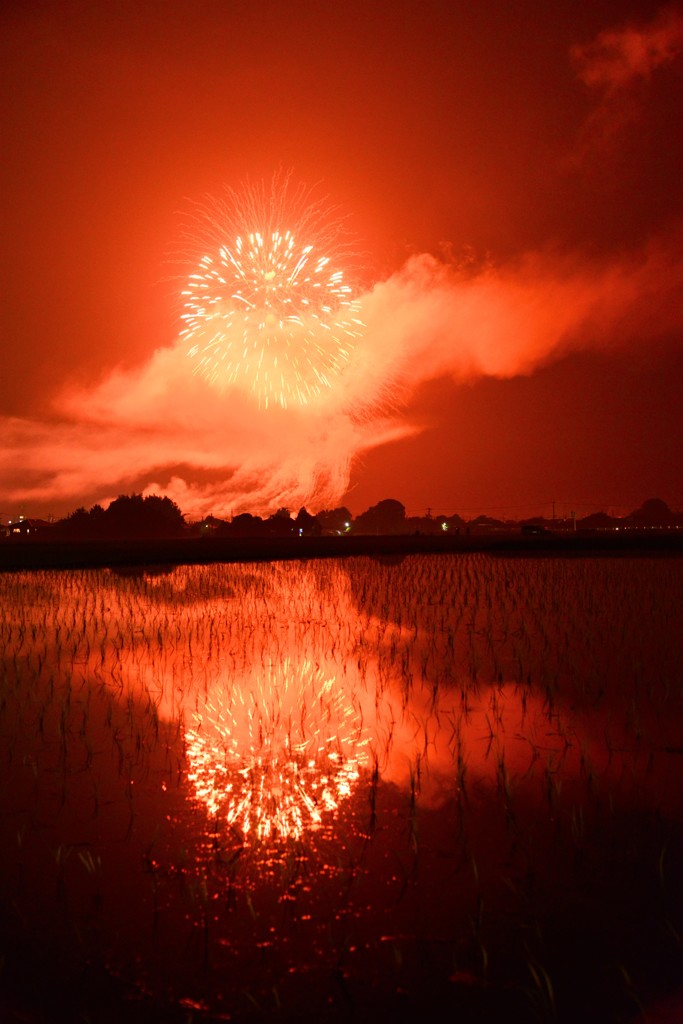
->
xmin=1 ymin=553 xmax=682 ymax=1022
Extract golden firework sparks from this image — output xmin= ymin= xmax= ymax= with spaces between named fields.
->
xmin=180 ymin=175 xmax=364 ymax=409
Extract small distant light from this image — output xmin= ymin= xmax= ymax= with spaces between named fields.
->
xmin=344 ymin=522 xmax=350 ymax=529
xmin=441 ymin=522 xmax=448 ymax=531
xmin=298 ymin=528 xmax=303 ymax=536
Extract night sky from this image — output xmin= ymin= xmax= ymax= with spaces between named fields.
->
xmin=2 ymin=0 xmax=682 ymax=521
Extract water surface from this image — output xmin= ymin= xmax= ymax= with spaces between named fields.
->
xmin=1 ymin=554 xmax=682 ymax=1021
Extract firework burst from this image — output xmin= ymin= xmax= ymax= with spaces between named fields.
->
xmin=179 ymin=175 xmax=365 ymax=409
xmin=185 ymin=658 xmax=370 ymax=843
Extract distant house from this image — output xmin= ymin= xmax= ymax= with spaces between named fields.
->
xmin=521 ymin=522 xmax=550 ymax=535
xmin=468 ymin=515 xmax=507 ymax=532
xmin=578 ymin=512 xmax=619 ymax=530
xmin=195 ymin=515 xmax=228 ymax=535
xmin=4 ymin=518 xmax=52 ymax=538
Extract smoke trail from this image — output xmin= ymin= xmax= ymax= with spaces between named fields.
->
xmin=0 ymin=229 xmax=681 ymax=517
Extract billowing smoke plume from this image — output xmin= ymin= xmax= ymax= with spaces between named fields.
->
xmin=1 ymin=227 xmax=682 ymax=518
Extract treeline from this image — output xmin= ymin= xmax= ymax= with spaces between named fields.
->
xmin=50 ymin=496 xmax=457 ymax=540
xmin=4 ymin=494 xmax=682 ymax=542
xmin=214 ymin=498 xmax=462 ymax=538
xmin=51 ymin=494 xmax=187 ymax=539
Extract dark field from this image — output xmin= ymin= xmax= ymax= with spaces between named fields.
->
xmin=1 ymin=528 xmax=683 ymax=572
xmin=1 ymin=554 xmax=682 ymax=1022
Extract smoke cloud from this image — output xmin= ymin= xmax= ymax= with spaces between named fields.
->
xmin=571 ymin=6 xmax=683 ymax=92
xmin=570 ymin=5 xmax=683 ymax=156
xmin=1 ymin=228 xmax=682 ymax=519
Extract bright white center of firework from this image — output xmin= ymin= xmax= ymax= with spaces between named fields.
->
xmin=181 ymin=228 xmax=364 ymax=409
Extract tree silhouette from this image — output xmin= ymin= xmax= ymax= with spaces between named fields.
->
xmin=630 ymin=498 xmax=673 ymax=524
xmin=354 ymin=498 xmax=407 ymax=534
xmin=316 ymin=507 xmax=352 ymax=534
xmin=294 ymin=507 xmax=319 ymax=536
xmin=56 ymin=495 xmax=185 ymax=539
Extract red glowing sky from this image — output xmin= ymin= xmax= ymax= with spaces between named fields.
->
xmin=1 ymin=0 xmax=682 ymax=520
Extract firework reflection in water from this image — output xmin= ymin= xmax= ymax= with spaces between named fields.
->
xmin=185 ymin=657 xmax=371 ymax=842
